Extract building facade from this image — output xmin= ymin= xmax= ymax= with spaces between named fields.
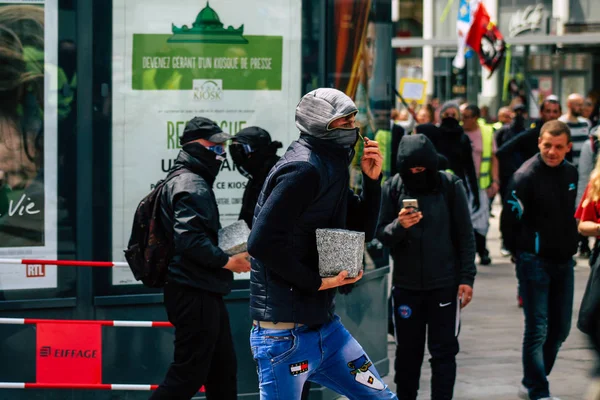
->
xmin=392 ymin=0 xmax=600 ymax=117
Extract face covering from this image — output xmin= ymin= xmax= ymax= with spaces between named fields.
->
xmin=229 ymin=143 xmax=254 ymax=179
xmin=321 ymin=127 xmax=359 ymax=148
xmin=184 ymin=142 xmax=225 ymax=178
xmin=401 ymin=169 xmax=439 ymax=194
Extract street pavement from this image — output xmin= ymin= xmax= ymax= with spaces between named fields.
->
xmin=348 ymin=204 xmax=596 ymax=399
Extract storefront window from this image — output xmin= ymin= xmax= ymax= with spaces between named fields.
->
xmin=0 ymin=0 xmax=77 ymax=302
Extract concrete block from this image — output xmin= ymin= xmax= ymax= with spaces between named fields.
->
xmin=219 ymin=220 xmax=251 ymax=255
xmin=316 ymin=228 xmax=364 ymax=278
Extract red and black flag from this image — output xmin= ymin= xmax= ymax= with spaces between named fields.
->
xmin=466 ymin=3 xmax=506 ymax=77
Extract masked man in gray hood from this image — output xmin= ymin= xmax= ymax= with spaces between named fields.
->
xmin=248 ymin=88 xmax=397 ymax=399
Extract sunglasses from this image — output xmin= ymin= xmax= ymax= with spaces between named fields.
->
xmin=207 ymin=144 xmax=226 ymax=155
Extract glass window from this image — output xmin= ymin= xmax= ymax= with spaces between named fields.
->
xmin=0 ymin=0 xmax=77 ymax=303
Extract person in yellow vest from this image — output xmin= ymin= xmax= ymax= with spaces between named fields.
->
xmin=461 ymin=104 xmax=500 ymax=265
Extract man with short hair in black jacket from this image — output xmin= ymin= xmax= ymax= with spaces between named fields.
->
xmin=377 ymin=134 xmax=476 ymax=400
xmin=248 ymin=88 xmax=397 ymax=399
xmin=501 ymin=120 xmax=578 ymax=400
xmin=151 ymin=117 xmax=251 ymax=400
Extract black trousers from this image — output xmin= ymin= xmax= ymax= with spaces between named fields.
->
xmin=392 ymin=285 xmax=460 ymax=400
xmin=150 ymin=282 xmax=237 ymax=400
xmin=474 ymin=231 xmax=489 ymax=258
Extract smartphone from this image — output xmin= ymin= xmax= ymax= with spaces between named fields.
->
xmin=402 ymin=199 xmax=420 ymax=213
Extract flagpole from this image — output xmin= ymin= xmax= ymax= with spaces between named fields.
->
xmin=392 ymin=88 xmax=418 ymax=119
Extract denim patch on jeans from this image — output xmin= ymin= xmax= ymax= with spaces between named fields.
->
xmin=250 ymin=315 xmax=397 ymax=400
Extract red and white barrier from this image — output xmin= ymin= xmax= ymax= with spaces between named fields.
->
xmin=0 ymin=260 xmax=197 ymax=392
xmin=0 ymin=317 xmax=172 ymax=328
xmin=0 ymin=383 xmax=158 ymax=391
xmin=0 ymin=259 xmax=128 ymax=268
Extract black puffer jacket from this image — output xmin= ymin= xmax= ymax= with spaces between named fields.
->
xmin=159 ymin=144 xmax=232 ymax=295
xmin=248 ymin=135 xmax=382 ymax=326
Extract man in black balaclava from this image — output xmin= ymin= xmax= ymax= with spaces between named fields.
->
xmin=152 ymin=117 xmax=251 ymax=400
xmin=229 ymin=127 xmax=282 ymax=228
xmin=416 ymin=102 xmax=480 ymax=212
xmin=377 ymin=134 xmax=476 ymax=400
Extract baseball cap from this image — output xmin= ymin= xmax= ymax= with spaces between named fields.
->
xmin=234 ymin=127 xmax=273 ymax=150
xmin=180 ymin=117 xmax=233 ymax=145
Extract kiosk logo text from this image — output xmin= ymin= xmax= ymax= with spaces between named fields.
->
xmin=193 ymin=79 xmax=223 ymax=101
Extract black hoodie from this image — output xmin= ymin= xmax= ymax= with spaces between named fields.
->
xmin=377 ymin=135 xmax=476 ymax=290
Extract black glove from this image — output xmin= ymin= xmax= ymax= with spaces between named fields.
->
xmin=338 ymin=284 xmax=355 ymax=295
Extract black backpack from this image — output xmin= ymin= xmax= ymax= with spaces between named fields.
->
xmin=124 ymin=169 xmax=187 ymax=288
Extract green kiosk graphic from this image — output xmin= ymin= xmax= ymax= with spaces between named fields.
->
xmin=132 ymin=2 xmax=282 ymax=91
xmin=168 ymin=1 xmax=248 ymax=44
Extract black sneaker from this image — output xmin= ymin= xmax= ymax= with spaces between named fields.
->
xmin=480 ymin=254 xmax=492 ymax=265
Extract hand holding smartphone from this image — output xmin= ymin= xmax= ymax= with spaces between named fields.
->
xmin=398 ymin=198 xmax=422 ymax=229
xmin=402 ymin=199 xmax=420 ymax=213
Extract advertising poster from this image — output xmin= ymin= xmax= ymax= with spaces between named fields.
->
xmin=0 ymin=0 xmax=58 ymax=290
xmin=112 ymin=0 xmax=301 ymax=285
xmin=330 ymin=0 xmax=391 ymax=269
xmin=330 ymin=0 xmax=392 ymax=189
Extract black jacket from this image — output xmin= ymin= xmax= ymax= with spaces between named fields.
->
xmin=248 ymin=135 xmax=382 ymax=325
xmin=377 ymin=135 xmax=476 ymax=290
xmin=239 ymin=154 xmax=280 ymax=228
xmin=495 ymin=120 xmax=542 ymax=166
xmin=160 ymin=144 xmax=232 ymax=294
xmin=500 ymin=154 xmax=578 ymax=263
xmin=495 ymin=120 xmax=527 ymax=194
xmin=417 ymin=120 xmax=480 ymax=207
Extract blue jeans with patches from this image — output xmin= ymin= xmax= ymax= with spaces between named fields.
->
xmin=516 ymin=252 xmax=574 ymax=400
xmin=250 ymin=315 xmax=397 ymax=400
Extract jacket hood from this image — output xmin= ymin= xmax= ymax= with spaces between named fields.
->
xmin=396 ymin=134 xmax=439 ymax=172
xmin=295 ymin=88 xmax=358 ymax=137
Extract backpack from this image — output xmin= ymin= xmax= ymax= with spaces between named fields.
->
xmin=124 ymin=169 xmax=188 ymax=288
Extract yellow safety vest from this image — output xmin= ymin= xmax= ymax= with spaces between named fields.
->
xmin=479 ymin=124 xmax=494 ymax=189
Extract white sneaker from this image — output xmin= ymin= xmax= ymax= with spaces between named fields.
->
xmin=518 ymin=385 xmax=530 ymax=399
xmin=539 ymin=397 xmax=561 ymax=400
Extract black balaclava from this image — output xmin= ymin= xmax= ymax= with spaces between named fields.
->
xmin=396 ymin=134 xmax=440 ymax=194
xmin=230 ymin=127 xmax=282 ymax=179
xmin=182 ymin=142 xmax=225 ymax=179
